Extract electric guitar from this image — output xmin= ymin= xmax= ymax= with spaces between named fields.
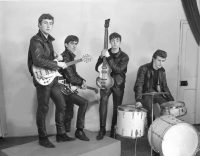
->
xmin=32 ymin=54 xmax=91 ymax=86
xmin=58 ymin=78 xmax=98 ymax=95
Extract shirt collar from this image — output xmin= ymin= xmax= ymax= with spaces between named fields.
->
xmin=38 ymin=30 xmax=55 ymax=42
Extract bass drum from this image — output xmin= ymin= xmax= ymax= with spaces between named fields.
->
xmin=148 ymin=115 xmax=199 ymax=156
xmin=116 ymin=104 xmax=147 ymax=138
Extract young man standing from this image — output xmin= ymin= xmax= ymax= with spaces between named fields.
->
xmin=134 ymin=49 xmax=174 ymax=156
xmin=60 ymin=35 xmax=89 ymax=141
xmin=95 ymin=32 xmax=129 ymax=140
xmin=27 ymin=14 xmax=74 ymax=148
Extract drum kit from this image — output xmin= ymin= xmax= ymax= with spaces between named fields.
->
xmin=116 ymin=92 xmax=200 ymax=156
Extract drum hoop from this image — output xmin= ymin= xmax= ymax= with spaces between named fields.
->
xmin=118 ymin=104 xmax=147 ymax=112
xmin=118 ymin=108 xmax=147 ymax=112
xmin=116 ymin=133 xmax=142 ymax=139
xmin=161 ymin=101 xmax=185 ymax=108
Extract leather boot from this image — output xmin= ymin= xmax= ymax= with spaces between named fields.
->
xmin=75 ymin=129 xmax=90 ymax=141
xmin=65 ymin=121 xmax=71 ymax=133
xmin=152 ymin=150 xmax=160 ymax=156
xmin=96 ymin=127 xmax=106 ymax=140
xmin=110 ymin=127 xmax=116 ymax=138
xmin=39 ymin=137 xmax=55 ymax=148
xmin=56 ymin=133 xmax=76 ymax=142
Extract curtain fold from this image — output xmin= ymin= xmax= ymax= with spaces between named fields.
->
xmin=181 ymin=0 xmax=200 ymax=45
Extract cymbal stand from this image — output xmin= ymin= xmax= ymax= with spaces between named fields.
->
xmin=150 ymin=94 xmax=154 ymax=156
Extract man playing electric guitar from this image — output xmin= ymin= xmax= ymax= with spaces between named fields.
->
xmin=27 ymin=14 xmax=75 ymax=148
xmin=59 ymin=35 xmax=90 ymax=141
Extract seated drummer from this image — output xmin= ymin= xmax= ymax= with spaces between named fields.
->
xmin=134 ymin=49 xmax=174 ymax=127
xmin=134 ymin=50 xmax=174 ymax=156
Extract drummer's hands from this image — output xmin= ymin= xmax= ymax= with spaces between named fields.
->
xmin=135 ymin=102 xmax=143 ymax=108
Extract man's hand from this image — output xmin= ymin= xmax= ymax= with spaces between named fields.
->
xmin=56 ymin=55 xmax=63 ymax=61
xmin=81 ymin=80 xmax=87 ymax=90
xmin=135 ymin=102 xmax=143 ymax=108
xmin=101 ymin=49 xmax=110 ymax=57
xmin=57 ymin=62 xmax=67 ymax=69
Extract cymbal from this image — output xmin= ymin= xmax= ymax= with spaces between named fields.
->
xmin=142 ymin=92 xmax=168 ymax=96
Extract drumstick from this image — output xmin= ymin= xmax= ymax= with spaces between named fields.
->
xmin=142 ymin=92 xmax=168 ymax=96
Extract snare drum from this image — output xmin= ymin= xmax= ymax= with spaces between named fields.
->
xmin=148 ymin=115 xmax=199 ymax=156
xmin=161 ymin=101 xmax=187 ymax=117
xmin=116 ymin=104 xmax=147 ymax=138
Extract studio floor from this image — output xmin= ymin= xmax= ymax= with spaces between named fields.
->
xmin=0 ymin=125 xmax=200 ymax=156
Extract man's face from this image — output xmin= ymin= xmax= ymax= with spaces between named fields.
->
xmin=38 ymin=19 xmax=54 ymax=35
xmin=153 ymin=56 xmax=166 ymax=70
xmin=110 ymin=38 xmax=121 ymax=51
xmin=65 ymin=41 xmax=78 ymax=53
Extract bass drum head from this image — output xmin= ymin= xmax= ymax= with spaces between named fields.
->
xmin=162 ymin=123 xmax=199 ymax=156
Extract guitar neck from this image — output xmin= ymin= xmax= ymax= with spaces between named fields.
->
xmin=103 ymin=20 xmax=109 ymax=65
xmin=66 ymin=59 xmax=82 ymax=67
xmin=104 ymin=27 xmax=108 ymax=49
xmin=87 ymin=86 xmax=98 ymax=93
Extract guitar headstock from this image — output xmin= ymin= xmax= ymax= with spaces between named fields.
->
xmin=82 ymin=54 xmax=92 ymax=63
xmin=104 ymin=19 xmax=110 ymax=28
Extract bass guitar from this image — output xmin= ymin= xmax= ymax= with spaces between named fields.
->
xmin=58 ymin=78 xmax=98 ymax=95
xmin=96 ymin=19 xmax=114 ymax=89
xmin=32 ymin=54 xmax=91 ymax=86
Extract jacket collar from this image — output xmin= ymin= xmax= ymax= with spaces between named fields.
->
xmin=108 ymin=48 xmax=122 ymax=58
xmin=149 ymin=61 xmax=165 ymax=72
xmin=38 ymin=30 xmax=55 ymax=42
xmin=64 ymin=48 xmax=76 ymax=58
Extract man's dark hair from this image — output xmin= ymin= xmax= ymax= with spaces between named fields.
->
xmin=38 ymin=13 xmax=54 ymax=24
xmin=152 ymin=49 xmax=167 ymax=59
xmin=64 ymin=35 xmax=79 ymax=44
xmin=109 ymin=32 xmax=121 ymax=41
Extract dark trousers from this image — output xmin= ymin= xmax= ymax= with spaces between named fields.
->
xmin=142 ymin=94 xmax=169 ymax=128
xmin=35 ymin=79 xmax=66 ymax=138
xmin=64 ymin=93 xmax=88 ymax=129
xmin=99 ymin=86 xmax=124 ymax=131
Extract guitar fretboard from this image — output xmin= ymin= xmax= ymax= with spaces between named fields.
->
xmin=65 ymin=59 xmax=82 ymax=67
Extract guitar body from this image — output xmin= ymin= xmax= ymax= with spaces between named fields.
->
xmin=96 ymin=63 xmax=114 ymax=89
xmin=32 ymin=65 xmax=62 ymax=85
xmin=32 ymin=54 xmax=91 ymax=86
xmin=96 ymin=19 xmax=114 ymax=90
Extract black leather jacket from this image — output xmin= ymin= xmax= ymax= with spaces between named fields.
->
xmin=27 ymin=30 xmax=59 ymax=76
xmin=60 ymin=49 xmax=84 ymax=86
xmin=95 ymin=48 xmax=129 ymax=88
xmin=134 ymin=62 xmax=174 ymax=102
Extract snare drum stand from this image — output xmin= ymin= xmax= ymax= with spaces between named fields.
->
xmin=150 ymin=93 xmax=154 ymax=156
xmin=142 ymin=92 xmax=158 ymax=156
xmin=142 ymin=92 xmax=167 ymax=156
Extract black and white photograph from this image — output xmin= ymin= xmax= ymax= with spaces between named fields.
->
xmin=0 ymin=0 xmax=200 ymax=156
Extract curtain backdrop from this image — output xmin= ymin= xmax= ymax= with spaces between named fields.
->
xmin=181 ymin=0 xmax=200 ymax=45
